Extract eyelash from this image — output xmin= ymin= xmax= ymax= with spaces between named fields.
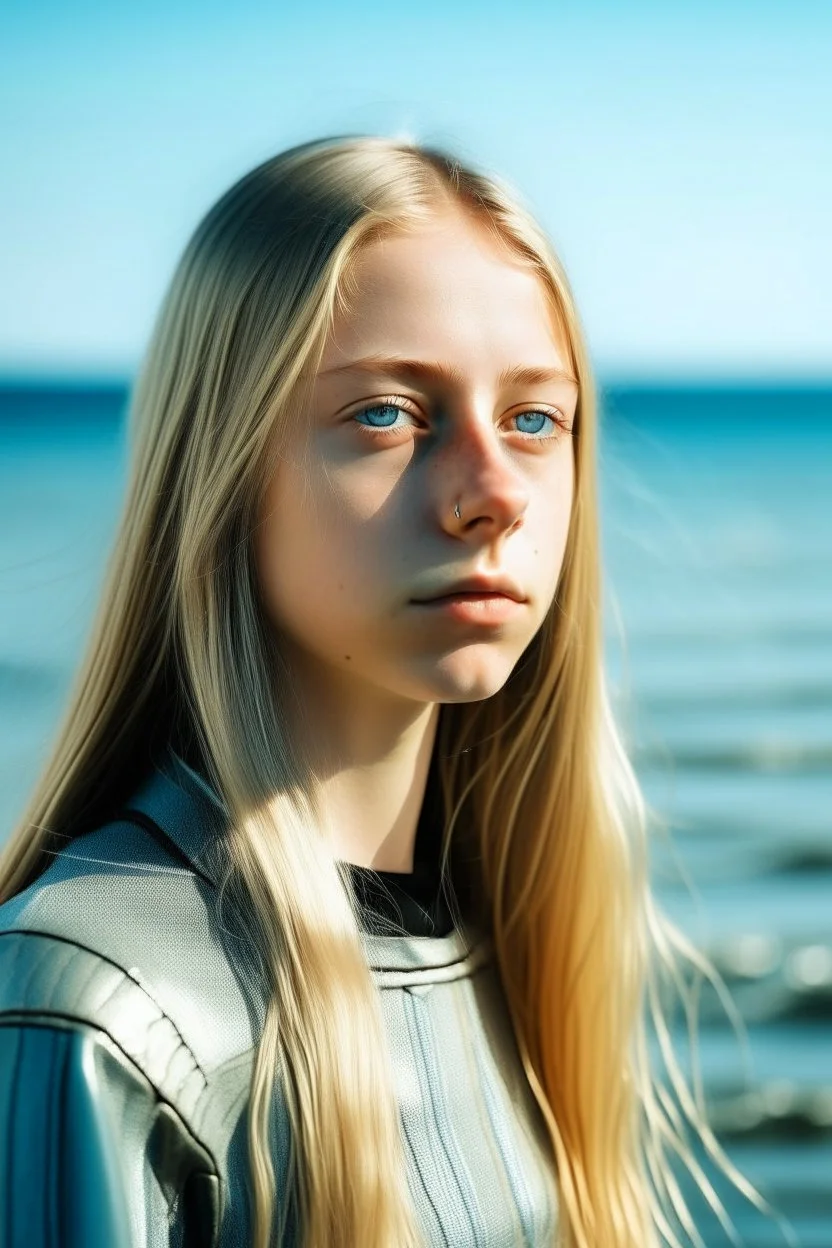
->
xmin=351 ymin=397 xmax=570 ymax=442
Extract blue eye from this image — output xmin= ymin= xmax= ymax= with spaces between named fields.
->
xmin=354 ymin=403 xmax=410 ymax=434
xmin=352 ymin=399 xmax=566 ymax=441
xmin=514 ymin=411 xmax=552 ymax=436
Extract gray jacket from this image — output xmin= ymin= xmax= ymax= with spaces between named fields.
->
xmin=0 ymin=750 xmax=559 ymax=1246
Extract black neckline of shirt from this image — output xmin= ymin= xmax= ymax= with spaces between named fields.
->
xmin=166 ymin=730 xmax=455 ymax=938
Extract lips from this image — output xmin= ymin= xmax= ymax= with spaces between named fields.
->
xmin=428 ymin=591 xmax=509 ymax=600
xmin=411 ymin=577 xmax=525 ymax=604
xmin=410 ymin=592 xmax=522 ymax=624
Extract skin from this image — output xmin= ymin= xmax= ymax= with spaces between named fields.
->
xmin=254 ymin=207 xmax=578 ymax=871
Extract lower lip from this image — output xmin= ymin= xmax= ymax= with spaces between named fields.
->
xmin=411 ymin=593 xmax=522 ymax=623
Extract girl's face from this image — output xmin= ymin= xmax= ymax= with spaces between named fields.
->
xmin=255 ymin=209 xmax=577 ymax=713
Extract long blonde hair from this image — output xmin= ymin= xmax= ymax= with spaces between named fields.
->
xmin=0 ymin=136 xmax=767 ymax=1246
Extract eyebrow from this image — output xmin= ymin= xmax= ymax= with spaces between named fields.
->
xmin=319 ymin=354 xmax=579 ymax=389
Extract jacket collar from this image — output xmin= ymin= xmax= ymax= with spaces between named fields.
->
xmin=123 ymin=746 xmax=491 ymax=977
xmin=122 ymin=746 xmax=229 ymax=892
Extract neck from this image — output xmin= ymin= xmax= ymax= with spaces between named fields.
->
xmin=275 ymin=649 xmax=441 ymax=872
xmin=315 ymin=705 xmax=440 ymax=872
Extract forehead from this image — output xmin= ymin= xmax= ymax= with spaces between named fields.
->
xmin=322 ymin=211 xmax=573 ymax=374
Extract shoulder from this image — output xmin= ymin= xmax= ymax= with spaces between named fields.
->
xmin=0 ymin=814 xmax=256 ymax=1241
xmin=0 ymin=804 xmax=262 ymax=1110
xmin=0 ymin=811 xmax=214 ymax=955
xmin=0 ymin=757 xmax=267 ymax=1244
xmin=0 ymin=818 xmax=219 ymax=1112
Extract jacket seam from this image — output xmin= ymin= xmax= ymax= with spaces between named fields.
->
xmin=0 ymin=928 xmax=208 ymax=1081
xmin=0 ymin=1011 xmax=222 ymax=1183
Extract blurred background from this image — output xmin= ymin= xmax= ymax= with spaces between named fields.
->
xmin=1 ymin=1 xmax=830 ymax=1243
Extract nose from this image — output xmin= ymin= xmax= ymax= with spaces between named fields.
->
xmin=436 ymin=406 xmax=530 ymax=537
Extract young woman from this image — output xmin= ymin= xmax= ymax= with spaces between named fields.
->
xmin=0 ymin=136 xmax=759 ymax=1247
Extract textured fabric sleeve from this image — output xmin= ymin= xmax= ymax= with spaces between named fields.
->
xmin=0 ymin=1020 xmax=216 ymax=1248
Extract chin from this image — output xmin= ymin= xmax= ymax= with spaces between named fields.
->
xmin=420 ymin=652 xmax=519 ymax=704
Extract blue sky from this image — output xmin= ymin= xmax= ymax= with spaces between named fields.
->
xmin=1 ymin=0 xmax=830 ymax=381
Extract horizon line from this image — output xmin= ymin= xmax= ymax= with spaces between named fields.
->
xmin=1 ymin=372 xmax=831 ymax=393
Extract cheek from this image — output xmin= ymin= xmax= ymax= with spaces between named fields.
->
xmin=256 ymin=512 xmax=327 ymax=629
xmin=254 ymin=476 xmax=370 ymax=639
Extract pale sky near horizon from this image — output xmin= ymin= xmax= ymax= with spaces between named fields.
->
xmin=1 ymin=0 xmax=830 ymax=382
